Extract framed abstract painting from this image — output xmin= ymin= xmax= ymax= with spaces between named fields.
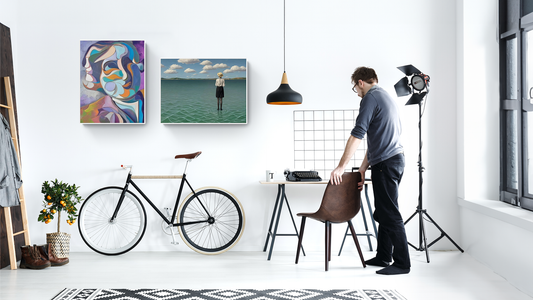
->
xmin=161 ymin=58 xmax=247 ymax=124
xmin=80 ymin=40 xmax=145 ymax=124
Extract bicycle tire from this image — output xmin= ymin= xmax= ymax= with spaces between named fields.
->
xmin=178 ymin=187 xmax=245 ymax=255
xmin=78 ymin=186 xmax=147 ymax=255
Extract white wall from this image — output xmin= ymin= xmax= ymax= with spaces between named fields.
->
xmin=0 ymin=0 xmax=460 ymax=256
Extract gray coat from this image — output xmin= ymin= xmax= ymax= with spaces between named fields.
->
xmin=0 ymin=114 xmax=22 ymax=207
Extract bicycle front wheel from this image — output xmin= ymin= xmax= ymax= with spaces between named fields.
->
xmin=78 ymin=187 xmax=147 ymax=255
xmin=178 ymin=187 xmax=245 ymax=255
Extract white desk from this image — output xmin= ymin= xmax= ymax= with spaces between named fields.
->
xmin=260 ymin=179 xmax=377 ymax=260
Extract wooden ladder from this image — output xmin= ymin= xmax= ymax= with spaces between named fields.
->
xmin=1 ymin=76 xmax=30 ymax=270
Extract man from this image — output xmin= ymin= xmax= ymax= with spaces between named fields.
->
xmin=330 ymin=66 xmax=410 ymax=275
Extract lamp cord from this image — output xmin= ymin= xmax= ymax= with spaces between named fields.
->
xmin=283 ymin=0 xmax=286 ymax=72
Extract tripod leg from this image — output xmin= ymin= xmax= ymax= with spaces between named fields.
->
xmin=423 ymin=211 xmax=464 ymax=252
xmin=404 ymin=210 xmax=418 ymax=225
xmin=420 ymin=211 xmax=429 ymax=263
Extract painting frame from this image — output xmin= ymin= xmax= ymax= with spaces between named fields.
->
xmin=160 ymin=58 xmax=248 ymax=125
xmin=80 ymin=40 xmax=146 ymax=124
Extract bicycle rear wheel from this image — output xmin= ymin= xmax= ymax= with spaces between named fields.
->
xmin=78 ymin=187 xmax=147 ymax=255
xmin=178 ymin=187 xmax=245 ymax=255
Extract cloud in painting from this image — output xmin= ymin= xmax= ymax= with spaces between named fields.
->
xmin=213 ymin=63 xmax=228 ymax=69
xmin=184 ymin=68 xmax=196 ymax=73
xmin=224 ymin=65 xmax=247 ymax=73
xmin=178 ymin=59 xmax=200 ymax=64
xmin=164 ymin=69 xmax=178 ymax=74
xmin=169 ymin=64 xmax=183 ymax=70
xmin=200 ymin=60 xmax=212 ymax=65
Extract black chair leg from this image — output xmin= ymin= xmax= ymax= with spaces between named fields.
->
xmin=348 ymin=220 xmax=366 ymax=268
xmin=295 ymin=217 xmax=306 ymax=264
xmin=328 ymin=222 xmax=332 ymax=262
xmin=325 ymin=221 xmax=331 ymax=271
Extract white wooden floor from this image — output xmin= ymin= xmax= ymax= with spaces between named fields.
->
xmin=0 ymin=250 xmax=531 ymax=300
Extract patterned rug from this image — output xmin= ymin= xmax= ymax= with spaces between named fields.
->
xmin=51 ymin=289 xmax=406 ymax=300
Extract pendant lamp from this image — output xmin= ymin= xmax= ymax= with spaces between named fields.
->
xmin=266 ymin=0 xmax=302 ymax=105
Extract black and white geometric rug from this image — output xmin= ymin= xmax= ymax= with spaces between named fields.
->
xmin=51 ymin=289 xmax=406 ymax=300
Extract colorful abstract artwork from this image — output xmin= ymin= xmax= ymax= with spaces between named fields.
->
xmin=80 ymin=40 xmax=145 ymax=124
xmin=161 ymin=58 xmax=247 ymax=124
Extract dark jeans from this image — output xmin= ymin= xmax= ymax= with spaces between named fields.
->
xmin=371 ymin=153 xmax=410 ymax=269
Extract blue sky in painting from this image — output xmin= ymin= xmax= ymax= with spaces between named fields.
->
xmin=161 ymin=58 xmax=247 ymax=79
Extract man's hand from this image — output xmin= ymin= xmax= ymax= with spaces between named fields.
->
xmin=358 ymin=170 xmax=366 ymax=191
xmin=330 ymin=166 xmax=345 ymax=185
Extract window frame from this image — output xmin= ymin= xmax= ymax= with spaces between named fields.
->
xmin=499 ymin=0 xmax=533 ymax=211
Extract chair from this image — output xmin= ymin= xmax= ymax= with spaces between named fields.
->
xmin=295 ymin=172 xmax=366 ymax=271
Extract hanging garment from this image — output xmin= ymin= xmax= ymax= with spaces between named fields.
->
xmin=0 ymin=114 xmax=22 ymax=207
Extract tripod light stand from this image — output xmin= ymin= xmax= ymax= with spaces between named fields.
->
xmin=394 ymin=65 xmax=464 ymax=263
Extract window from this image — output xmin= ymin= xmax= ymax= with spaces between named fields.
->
xmin=500 ymin=0 xmax=533 ymax=210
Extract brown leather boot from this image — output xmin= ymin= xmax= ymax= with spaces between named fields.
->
xmin=19 ymin=245 xmax=51 ymax=269
xmin=37 ymin=243 xmax=69 ymax=266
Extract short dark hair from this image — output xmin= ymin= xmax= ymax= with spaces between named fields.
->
xmin=351 ymin=67 xmax=378 ymax=85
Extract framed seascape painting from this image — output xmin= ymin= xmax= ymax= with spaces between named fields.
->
xmin=80 ymin=40 xmax=145 ymax=124
xmin=161 ymin=58 xmax=247 ymax=124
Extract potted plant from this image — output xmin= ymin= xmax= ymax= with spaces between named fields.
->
xmin=38 ymin=179 xmax=83 ymax=259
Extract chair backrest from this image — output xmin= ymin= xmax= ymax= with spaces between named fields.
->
xmin=316 ymin=172 xmax=362 ymax=223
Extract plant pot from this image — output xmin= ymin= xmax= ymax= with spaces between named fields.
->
xmin=46 ymin=232 xmax=71 ymax=259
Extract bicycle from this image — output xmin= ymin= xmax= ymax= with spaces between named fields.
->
xmin=77 ymin=151 xmax=245 ymax=255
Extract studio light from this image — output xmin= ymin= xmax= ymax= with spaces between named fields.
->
xmin=266 ymin=0 xmax=302 ymax=105
xmin=393 ymin=64 xmax=463 ymax=262
xmin=394 ymin=64 xmax=430 ymax=105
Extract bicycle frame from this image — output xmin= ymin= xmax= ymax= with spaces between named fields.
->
xmin=110 ymin=168 xmax=212 ymax=228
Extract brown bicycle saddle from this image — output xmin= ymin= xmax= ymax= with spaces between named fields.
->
xmin=174 ymin=151 xmax=202 ymax=160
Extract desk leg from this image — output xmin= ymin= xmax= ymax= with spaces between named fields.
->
xmin=338 ymin=183 xmax=377 ymax=255
xmin=267 ymin=184 xmax=286 ymax=260
xmin=358 ymin=195 xmax=373 ymax=251
xmin=264 ymin=184 xmax=305 ymax=260
xmin=365 ymin=184 xmax=378 ymax=240
xmin=283 ymin=188 xmax=305 ymax=257
xmin=263 ymin=184 xmax=282 ymax=252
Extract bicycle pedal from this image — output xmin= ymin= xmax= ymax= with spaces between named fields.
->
xmin=170 ymin=241 xmax=179 ymax=245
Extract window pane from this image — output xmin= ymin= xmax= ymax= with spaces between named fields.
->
xmin=507 ymin=111 xmax=518 ymax=190
xmin=507 ymin=38 xmax=518 ymax=100
xmin=523 ymin=0 xmax=533 ymax=16
xmin=527 ymin=31 xmax=533 ymax=103
xmin=526 ymin=111 xmax=533 ymax=195
xmin=525 ymin=110 xmax=533 ymax=195
xmin=507 ymin=0 xmax=520 ymax=31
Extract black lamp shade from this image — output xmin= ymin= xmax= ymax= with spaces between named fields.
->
xmin=405 ymin=92 xmax=427 ymax=105
xmin=397 ymin=64 xmax=421 ymax=76
xmin=267 ymin=72 xmax=302 ymax=105
xmin=394 ymin=77 xmax=411 ymax=97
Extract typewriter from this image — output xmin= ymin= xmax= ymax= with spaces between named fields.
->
xmin=285 ymin=170 xmax=322 ymax=182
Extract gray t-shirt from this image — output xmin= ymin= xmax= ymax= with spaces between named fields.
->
xmin=351 ymin=85 xmax=403 ymax=166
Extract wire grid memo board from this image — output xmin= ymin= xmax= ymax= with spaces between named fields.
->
xmin=293 ymin=110 xmax=367 ymax=180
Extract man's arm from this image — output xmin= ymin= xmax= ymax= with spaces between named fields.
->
xmin=356 ymin=152 xmax=369 ymax=191
xmin=330 ymin=135 xmax=362 ymax=185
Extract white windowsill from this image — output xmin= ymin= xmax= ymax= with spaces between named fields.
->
xmin=458 ymin=198 xmax=533 ymax=233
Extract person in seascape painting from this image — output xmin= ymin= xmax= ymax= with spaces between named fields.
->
xmin=80 ymin=41 xmax=144 ymax=123
xmin=215 ymin=72 xmax=225 ymax=110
